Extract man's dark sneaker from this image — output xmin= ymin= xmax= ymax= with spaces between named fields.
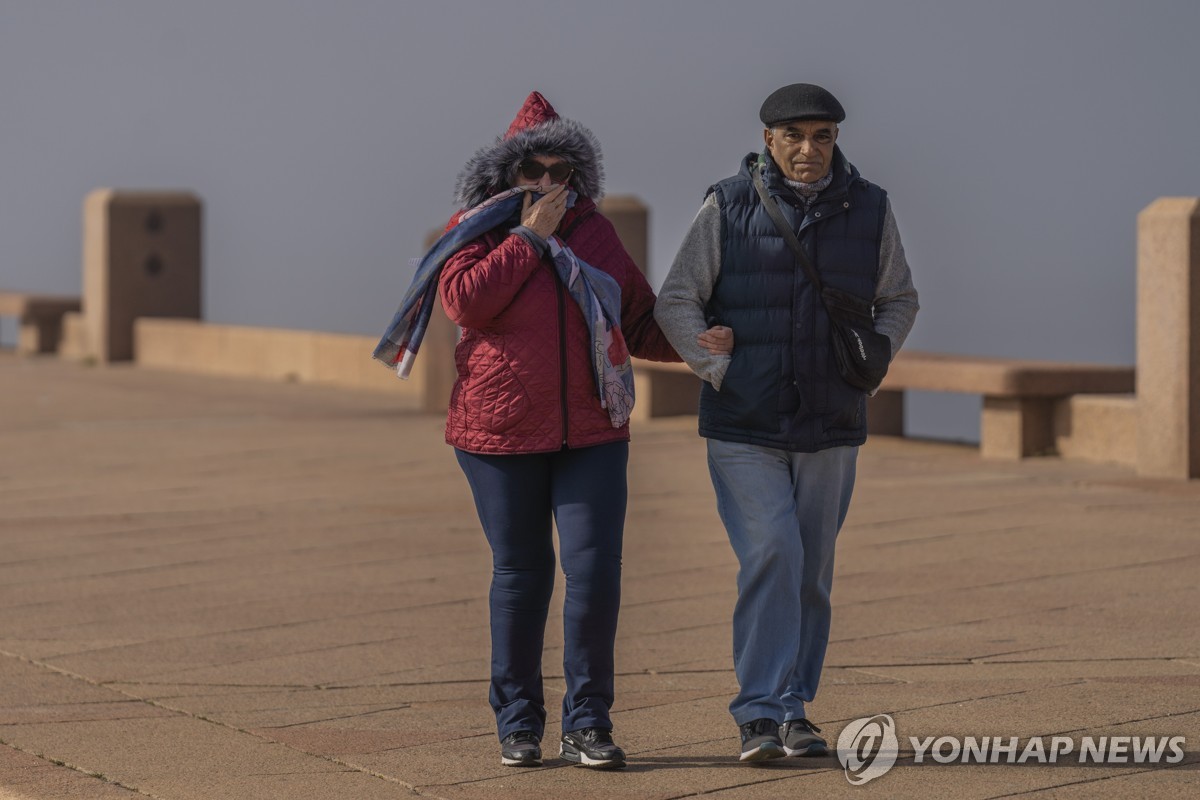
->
xmin=500 ymin=730 xmax=542 ymax=767
xmin=781 ymin=718 xmax=828 ymax=757
xmin=739 ymin=718 xmax=785 ymax=762
xmin=560 ymin=727 xmax=627 ymax=769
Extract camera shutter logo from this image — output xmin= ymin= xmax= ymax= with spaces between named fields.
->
xmin=837 ymin=714 xmax=899 ymax=785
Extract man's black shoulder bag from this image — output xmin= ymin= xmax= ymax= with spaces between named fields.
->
xmin=751 ymin=167 xmax=892 ymax=393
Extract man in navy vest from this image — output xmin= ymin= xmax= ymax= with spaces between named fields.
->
xmin=655 ymin=83 xmax=918 ymax=762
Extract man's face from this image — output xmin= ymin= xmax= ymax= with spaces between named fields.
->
xmin=764 ymin=120 xmax=839 ymax=183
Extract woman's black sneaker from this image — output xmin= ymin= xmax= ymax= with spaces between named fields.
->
xmin=500 ymin=730 xmax=542 ymax=767
xmin=739 ymin=718 xmax=785 ymax=762
xmin=560 ymin=727 xmax=627 ymax=769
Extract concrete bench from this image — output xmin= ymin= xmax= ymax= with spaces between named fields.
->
xmin=0 ymin=292 xmax=82 ymax=355
xmin=633 ymin=351 xmax=1135 ymax=460
xmin=870 ymin=350 xmax=1134 ymax=459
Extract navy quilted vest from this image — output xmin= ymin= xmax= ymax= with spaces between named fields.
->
xmin=699 ymin=148 xmax=887 ymax=452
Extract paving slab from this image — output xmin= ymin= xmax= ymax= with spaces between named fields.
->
xmin=0 ymin=743 xmax=142 ymax=799
xmin=2 ymin=355 xmax=1199 ymax=798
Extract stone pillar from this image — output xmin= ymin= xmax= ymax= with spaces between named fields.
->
xmin=83 ymin=190 xmax=202 ymax=362
xmin=630 ymin=363 xmax=701 ymax=421
xmin=599 ymin=195 xmax=649 ymax=276
xmin=419 ymin=285 xmax=457 ymax=414
xmin=1137 ymin=198 xmax=1200 ymax=479
xmin=420 ymin=228 xmax=459 ymax=413
xmin=18 ymin=315 xmax=61 ymax=355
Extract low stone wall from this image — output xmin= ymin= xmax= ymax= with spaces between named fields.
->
xmin=16 ymin=187 xmax=1200 ymax=478
xmin=133 ymin=317 xmax=451 ymax=410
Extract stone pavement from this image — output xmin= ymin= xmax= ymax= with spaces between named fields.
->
xmin=0 ymin=352 xmax=1197 ymax=799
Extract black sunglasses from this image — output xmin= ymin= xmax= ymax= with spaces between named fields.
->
xmin=517 ymin=160 xmax=575 ymax=183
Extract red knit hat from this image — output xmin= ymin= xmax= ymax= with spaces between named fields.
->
xmin=504 ymin=91 xmax=559 ymax=139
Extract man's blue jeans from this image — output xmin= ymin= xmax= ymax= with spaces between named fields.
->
xmin=706 ymin=439 xmax=858 ymax=725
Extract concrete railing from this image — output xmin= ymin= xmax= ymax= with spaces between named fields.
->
xmin=8 ymin=190 xmax=1200 ymax=478
xmin=631 ymin=353 xmax=1138 ymax=462
xmin=133 ymin=307 xmax=456 ymax=411
xmin=634 ymin=197 xmax=1200 ymax=478
xmin=867 ymin=351 xmax=1134 ymax=460
xmin=0 ymin=292 xmax=80 ymax=354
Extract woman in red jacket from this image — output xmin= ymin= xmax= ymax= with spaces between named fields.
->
xmin=439 ymin=92 xmax=731 ymax=769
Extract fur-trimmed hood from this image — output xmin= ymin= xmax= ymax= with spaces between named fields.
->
xmin=454 ymin=103 xmax=605 ymax=208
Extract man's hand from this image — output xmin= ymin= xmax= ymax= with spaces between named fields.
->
xmin=520 ymin=185 xmax=568 ymax=240
xmin=698 ymin=325 xmax=733 ymax=355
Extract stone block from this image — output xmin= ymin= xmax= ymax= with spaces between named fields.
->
xmin=599 ymin=195 xmax=649 ymax=276
xmin=1136 ymin=197 xmax=1200 ymax=479
xmin=57 ymin=311 xmax=90 ymax=361
xmin=416 ymin=226 xmax=463 ymax=413
xmin=981 ymin=396 xmax=1055 ymax=459
xmin=17 ymin=317 xmax=56 ymax=355
xmin=631 ymin=360 xmax=700 ymax=421
xmin=1053 ymin=393 xmax=1137 ymax=467
xmin=83 ymin=190 xmax=202 ymax=362
xmin=0 ymin=292 xmax=81 ymax=355
xmin=419 ymin=299 xmax=458 ymax=413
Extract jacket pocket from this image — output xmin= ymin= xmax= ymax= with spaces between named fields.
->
xmin=451 ymin=335 xmax=532 ymax=435
xmin=711 ymin=346 xmax=780 ymax=432
xmin=823 ymin=373 xmax=866 ymax=434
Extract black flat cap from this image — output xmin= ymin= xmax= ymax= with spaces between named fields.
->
xmin=759 ymin=83 xmax=846 ymax=126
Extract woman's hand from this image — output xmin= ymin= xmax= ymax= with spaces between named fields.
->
xmin=520 ymin=185 xmax=569 ymax=240
xmin=698 ymin=325 xmax=733 ymax=355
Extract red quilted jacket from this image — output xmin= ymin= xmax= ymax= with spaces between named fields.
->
xmin=439 ymin=198 xmax=680 ymax=454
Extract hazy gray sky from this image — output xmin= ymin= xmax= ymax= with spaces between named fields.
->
xmin=2 ymin=1 xmax=1198 ymax=439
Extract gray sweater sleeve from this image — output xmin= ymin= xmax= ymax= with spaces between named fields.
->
xmin=654 ymin=194 xmax=731 ymax=389
xmin=874 ymin=199 xmax=920 ymax=357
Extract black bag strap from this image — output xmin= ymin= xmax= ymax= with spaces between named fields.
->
xmin=751 ymin=165 xmax=825 ymax=294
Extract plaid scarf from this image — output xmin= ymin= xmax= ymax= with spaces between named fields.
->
xmin=373 ymin=186 xmax=635 ymax=428
xmin=784 ymin=171 xmax=835 ymax=208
